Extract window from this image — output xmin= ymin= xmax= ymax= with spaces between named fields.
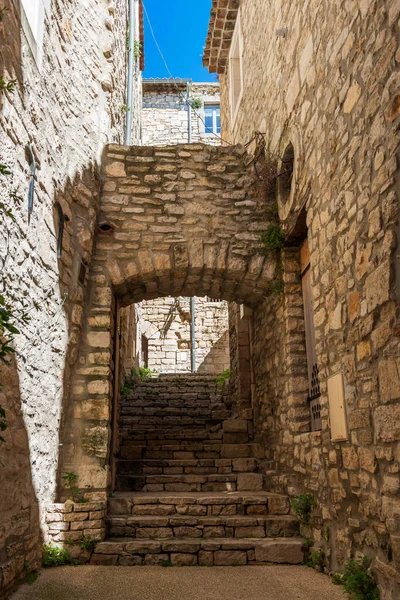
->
xmin=228 ymin=11 xmax=244 ymax=125
xmin=141 ymin=335 xmax=149 ymax=368
xmin=204 ymin=105 xmax=221 ymax=135
xmin=300 ymin=238 xmax=321 ymax=431
xmin=21 ymin=0 xmax=48 ymax=67
xmin=278 ymin=143 xmax=295 ymax=205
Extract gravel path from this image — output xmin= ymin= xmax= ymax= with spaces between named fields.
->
xmin=11 ymin=565 xmax=347 ymax=600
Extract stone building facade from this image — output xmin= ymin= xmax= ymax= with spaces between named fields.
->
xmin=142 ymin=80 xmax=221 ymax=146
xmin=0 ymin=0 xmax=142 ymax=595
xmin=137 ymin=296 xmax=229 ymax=374
xmin=204 ymin=1 xmax=400 ymax=597
xmin=137 ymin=79 xmax=228 ymax=375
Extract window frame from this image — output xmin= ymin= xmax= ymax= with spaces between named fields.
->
xmin=228 ymin=10 xmax=244 ymax=127
xmin=203 ymin=104 xmax=221 ymax=135
xmin=20 ymin=0 xmax=50 ymax=69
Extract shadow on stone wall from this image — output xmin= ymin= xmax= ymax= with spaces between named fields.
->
xmin=0 ymin=356 xmax=42 ymax=597
xmin=52 ymin=165 xmax=103 ymax=500
xmin=0 ymin=1 xmax=23 ymax=110
xmin=197 ymin=330 xmax=230 ymax=374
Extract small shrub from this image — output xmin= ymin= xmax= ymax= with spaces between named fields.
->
xmin=333 ymin=556 xmax=380 ymax=600
xmin=62 ymin=471 xmax=88 ymax=503
xmin=290 ymin=493 xmax=316 ymax=525
xmin=161 ymin=559 xmax=172 ymax=567
xmin=261 ymin=223 xmax=285 ymax=254
xmin=216 ymin=367 xmax=231 ymax=388
xmin=42 ymin=543 xmax=75 ymax=568
xmin=79 ymin=535 xmax=99 ymax=553
xmin=133 ymin=40 xmax=142 ymax=60
xmin=131 ymin=366 xmax=154 ymax=382
xmin=26 ymin=571 xmax=40 ymax=585
xmin=191 ymin=98 xmax=203 ymax=110
xmin=120 ymin=380 xmax=131 ymax=396
xmin=307 ymin=550 xmax=325 ymax=572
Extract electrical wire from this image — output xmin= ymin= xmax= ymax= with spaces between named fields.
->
xmin=142 ymin=1 xmax=235 ymax=146
xmin=141 ymin=1 xmax=269 ymax=174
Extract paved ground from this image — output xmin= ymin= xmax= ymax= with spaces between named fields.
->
xmin=11 ymin=565 xmax=347 ymax=600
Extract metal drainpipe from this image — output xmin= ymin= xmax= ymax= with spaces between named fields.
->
xmin=187 ymin=82 xmax=197 ymax=373
xmin=125 ymin=0 xmax=136 ymax=146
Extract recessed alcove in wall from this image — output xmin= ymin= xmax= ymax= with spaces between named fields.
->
xmin=278 ymin=142 xmax=295 ymax=206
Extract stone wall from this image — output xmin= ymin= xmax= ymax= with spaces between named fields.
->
xmin=137 ymin=296 xmax=229 ymax=374
xmin=62 ymin=141 xmax=277 ymax=494
xmin=204 ymin=0 xmax=400 ymax=596
xmin=142 ymin=82 xmax=220 ymax=146
xmin=0 ymin=0 xmax=141 ymax=594
xmin=45 ymin=500 xmax=106 ymax=564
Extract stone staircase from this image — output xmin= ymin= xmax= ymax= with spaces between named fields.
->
xmin=91 ymin=374 xmax=304 ymax=566
xmin=116 ymin=374 xmax=260 ymax=493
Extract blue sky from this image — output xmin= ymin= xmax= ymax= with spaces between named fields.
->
xmin=142 ymin=0 xmax=217 ymax=82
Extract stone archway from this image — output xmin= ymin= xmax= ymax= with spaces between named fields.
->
xmin=60 ymin=142 xmax=278 ymax=494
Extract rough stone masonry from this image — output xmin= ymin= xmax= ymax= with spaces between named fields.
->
xmin=204 ymin=0 xmax=400 ymax=598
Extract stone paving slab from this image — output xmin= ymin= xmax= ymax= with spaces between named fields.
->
xmin=11 ymin=565 xmax=347 ymax=600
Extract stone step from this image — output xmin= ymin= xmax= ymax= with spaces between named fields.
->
xmin=119 ymin=430 xmax=224 ymax=442
xmin=108 ymin=491 xmax=290 ymax=516
xmin=114 ymin=472 xmax=264 ymax=493
xmin=119 ymin=443 xmax=254 ymax=460
xmin=106 ymin=514 xmax=299 ymax=539
xmin=116 ymin=457 xmax=257 ymax=474
xmin=120 ymin=405 xmax=227 ymax=415
xmin=91 ymin=537 xmax=305 ymax=566
xmin=119 ymin=417 xmax=228 ymax=428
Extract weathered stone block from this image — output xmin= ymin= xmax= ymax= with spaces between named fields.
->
xmin=170 ymin=553 xmax=198 ymax=566
xmin=214 ymin=550 xmax=247 ymax=566
xmin=237 ymin=473 xmax=263 ymax=491
xmin=374 ymin=405 xmax=400 ymax=442
xmin=255 ymin=540 xmax=304 ymax=564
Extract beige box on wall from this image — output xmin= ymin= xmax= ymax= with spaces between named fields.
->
xmin=328 ymin=373 xmax=349 ymax=442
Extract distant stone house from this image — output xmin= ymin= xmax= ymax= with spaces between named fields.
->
xmin=141 ymin=79 xmax=221 ymax=146
xmin=203 ymin=1 xmax=400 ymax=598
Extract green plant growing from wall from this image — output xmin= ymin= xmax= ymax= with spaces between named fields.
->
xmin=0 ymin=75 xmax=15 ymax=94
xmin=191 ymin=98 xmax=203 ymax=110
xmin=290 ymin=493 xmax=316 ymax=525
xmin=131 ymin=366 xmax=154 ymax=381
xmin=121 ymin=104 xmax=131 ymax=113
xmin=307 ymin=549 xmax=325 ymax=572
xmin=79 ymin=535 xmax=99 ymax=553
xmin=120 ymin=366 xmax=154 ymax=396
xmin=215 ymin=367 xmax=231 ymax=388
xmin=332 ymin=556 xmax=380 ymax=600
xmin=62 ymin=471 xmax=88 ymax=503
xmin=42 ymin=543 xmax=76 ymax=568
xmin=261 ymin=223 xmax=285 ymax=254
xmin=133 ymin=40 xmax=142 ymax=60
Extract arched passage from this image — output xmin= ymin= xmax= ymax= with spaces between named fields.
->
xmin=60 ymin=142 xmax=279 ymax=493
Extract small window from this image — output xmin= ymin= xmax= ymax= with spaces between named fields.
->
xmin=229 ymin=11 xmax=244 ymax=125
xmin=21 ymin=0 xmax=48 ymax=67
xmin=141 ymin=335 xmax=149 ymax=368
xmin=204 ymin=105 xmax=221 ymax=135
xmin=300 ymin=238 xmax=321 ymax=431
